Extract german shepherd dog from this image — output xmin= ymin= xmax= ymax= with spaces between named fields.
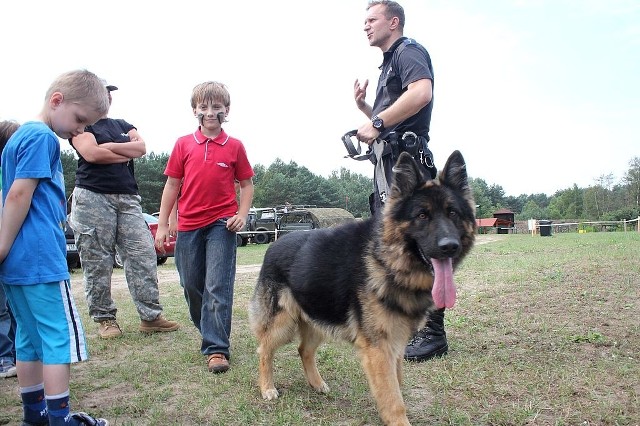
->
xmin=248 ymin=151 xmax=476 ymax=426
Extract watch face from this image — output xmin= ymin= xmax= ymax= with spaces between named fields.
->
xmin=373 ymin=117 xmax=383 ymax=129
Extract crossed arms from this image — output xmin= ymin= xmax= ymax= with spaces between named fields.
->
xmin=71 ymin=129 xmax=146 ymax=164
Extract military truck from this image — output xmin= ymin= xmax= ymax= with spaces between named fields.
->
xmin=276 ymin=207 xmax=355 ymax=236
xmin=236 ymin=207 xmax=278 ymax=246
xmin=236 ymin=206 xmax=355 ymax=246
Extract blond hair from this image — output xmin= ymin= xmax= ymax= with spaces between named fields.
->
xmin=191 ymin=81 xmax=230 ymax=109
xmin=45 ymin=69 xmax=110 ymax=116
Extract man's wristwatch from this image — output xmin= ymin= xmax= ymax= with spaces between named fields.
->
xmin=371 ymin=115 xmax=385 ymax=133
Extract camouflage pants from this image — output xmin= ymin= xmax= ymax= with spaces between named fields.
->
xmin=69 ymin=187 xmax=162 ymax=322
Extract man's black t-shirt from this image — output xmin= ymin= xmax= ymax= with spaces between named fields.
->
xmin=71 ymin=118 xmax=139 ymax=194
xmin=372 ymin=37 xmax=434 ymax=141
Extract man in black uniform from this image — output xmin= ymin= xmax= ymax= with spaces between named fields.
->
xmin=354 ymin=0 xmax=445 ymax=362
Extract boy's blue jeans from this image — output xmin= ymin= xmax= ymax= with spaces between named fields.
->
xmin=175 ymin=220 xmax=236 ymax=359
xmin=0 ymin=284 xmax=16 ymax=365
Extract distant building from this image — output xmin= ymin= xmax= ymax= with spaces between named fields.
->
xmin=475 ymin=209 xmax=516 ymax=234
xmin=493 ymin=208 xmax=515 ymax=234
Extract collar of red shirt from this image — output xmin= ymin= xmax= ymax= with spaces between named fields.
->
xmin=192 ymin=128 xmax=229 ymax=146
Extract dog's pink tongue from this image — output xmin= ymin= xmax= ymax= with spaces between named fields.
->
xmin=431 ymin=258 xmax=456 ymax=309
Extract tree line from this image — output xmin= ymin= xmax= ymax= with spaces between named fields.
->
xmin=60 ymin=150 xmax=640 ymax=221
xmin=471 ymin=157 xmax=640 ymax=221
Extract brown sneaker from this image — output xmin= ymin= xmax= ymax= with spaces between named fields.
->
xmin=207 ymin=354 xmax=229 ymax=373
xmin=98 ymin=320 xmax=123 ymax=339
xmin=139 ymin=315 xmax=180 ymax=333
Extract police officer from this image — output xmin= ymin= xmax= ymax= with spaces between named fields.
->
xmin=354 ymin=1 xmax=445 ymax=362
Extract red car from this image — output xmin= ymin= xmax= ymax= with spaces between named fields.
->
xmin=144 ymin=213 xmax=176 ymax=265
xmin=113 ymin=213 xmax=176 ymax=267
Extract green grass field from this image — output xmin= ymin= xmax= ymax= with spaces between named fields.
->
xmin=1 ymin=232 xmax=638 ymax=425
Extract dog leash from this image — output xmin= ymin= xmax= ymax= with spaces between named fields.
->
xmin=341 ymin=130 xmax=375 ymax=161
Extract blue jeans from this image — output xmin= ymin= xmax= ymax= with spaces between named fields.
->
xmin=175 ymin=220 xmax=236 ymax=359
xmin=0 ymin=284 xmax=16 ymax=366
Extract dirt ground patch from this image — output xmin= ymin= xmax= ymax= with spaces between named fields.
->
xmin=70 ymin=263 xmax=263 ymax=291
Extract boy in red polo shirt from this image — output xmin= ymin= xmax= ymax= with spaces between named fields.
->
xmin=154 ymin=81 xmax=254 ymax=373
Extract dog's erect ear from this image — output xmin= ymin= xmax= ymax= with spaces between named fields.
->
xmin=391 ymin=152 xmax=426 ymax=197
xmin=440 ymin=150 xmax=470 ymax=194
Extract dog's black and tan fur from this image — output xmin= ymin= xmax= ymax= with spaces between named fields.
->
xmin=248 ymin=151 xmax=476 ymax=426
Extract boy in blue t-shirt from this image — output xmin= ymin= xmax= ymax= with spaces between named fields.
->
xmin=0 ymin=70 xmax=110 ymax=426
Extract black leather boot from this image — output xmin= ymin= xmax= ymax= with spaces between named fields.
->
xmin=404 ymin=308 xmax=448 ymax=362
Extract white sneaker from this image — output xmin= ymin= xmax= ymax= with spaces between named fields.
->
xmin=0 ymin=362 xmax=17 ymax=378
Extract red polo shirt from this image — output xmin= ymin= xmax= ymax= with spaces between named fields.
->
xmin=165 ymin=128 xmax=254 ymax=231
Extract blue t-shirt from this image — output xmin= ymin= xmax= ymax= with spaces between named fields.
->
xmin=0 ymin=121 xmax=70 ymax=285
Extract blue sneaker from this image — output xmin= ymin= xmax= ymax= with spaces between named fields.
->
xmin=0 ymin=361 xmax=17 ymax=378
xmin=71 ymin=412 xmax=109 ymax=426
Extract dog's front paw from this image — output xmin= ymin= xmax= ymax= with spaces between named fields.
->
xmin=313 ymin=381 xmax=330 ymax=394
xmin=262 ymin=388 xmax=279 ymax=400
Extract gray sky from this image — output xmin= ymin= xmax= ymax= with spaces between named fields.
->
xmin=1 ymin=0 xmax=638 ymax=196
